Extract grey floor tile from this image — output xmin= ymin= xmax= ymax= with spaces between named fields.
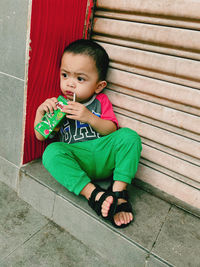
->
xmin=152 ymin=206 xmax=200 ymax=267
xmin=20 ymin=160 xmax=60 ymax=192
xmin=53 ymin=195 xmax=148 ymax=266
xmin=22 ymin=160 xmax=171 ymax=251
xmin=0 ymin=181 xmax=49 ymax=260
xmin=118 ymin=185 xmax=171 ymax=250
xmin=21 ymin=160 xmax=200 ymax=266
xmin=0 ymin=156 xmax=19 ymax=191
xmin=1 ymin=221 xmax=112 ymax=267
xmin=19 ymin=173 xmax=55 ymax=219
xmin=146 ymin=255 xmax=173 ymax=267
xmin=55 ymin=181 xmax=171 ymax=252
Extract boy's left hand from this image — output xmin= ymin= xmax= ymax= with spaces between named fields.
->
xmin=62 ymin=101 xmax=92 ymax=124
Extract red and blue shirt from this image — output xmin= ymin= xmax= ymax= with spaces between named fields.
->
xmin=59 ymin=93 xmax=118 ymax=144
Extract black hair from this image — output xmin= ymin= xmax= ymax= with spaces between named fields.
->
xmin=63 ymin=39 xmax=109 ymax=81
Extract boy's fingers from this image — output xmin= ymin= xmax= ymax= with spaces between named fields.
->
xmin=65 ymin=109 xmax=76 ymax=115
xmin=43 ymin=105 xmax=51 ymax=114
xmin=45 ymin=98 xmax=58 ymax=113
xmin=67 ymin=101 xmax=79 ymax=107
xmin=51 ymin=97 xmax=57 ymax=102
xmin=63 ymin=104 xmax=77 ymax=113
xmin=50 ymin=98 xmax=58 ymax=110
xmin=66 ymin=114 xmax=77 ymax=120
xmin=53 ymin=98 xmax=58 ymax=110
xmin=45 ymin=103 xmax=54 ymax=113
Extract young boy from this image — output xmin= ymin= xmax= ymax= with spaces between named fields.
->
xmin=34 ymin=39 xmax=142 ymax=228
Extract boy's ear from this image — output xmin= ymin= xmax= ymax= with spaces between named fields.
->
xmin=95 ymin=81 xmax=107 ymax=94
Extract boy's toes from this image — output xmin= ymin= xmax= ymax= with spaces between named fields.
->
xmin=113 ymin=213 xmax=122 ymax=226
xmin=114 ymin=212 xmax=133 ymax=226
xmin=101 ymin=196 xmax=113 ymax=217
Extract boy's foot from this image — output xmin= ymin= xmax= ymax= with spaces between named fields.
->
xmin=81 ymin=182 xmax=133 ymax=227
xmin=113 ymin=198 xmax=133 ymax=227
xmin=81 ymin=183 xmax=114 ymax=216
xmin=83 ymin=183 xmax=118 ymax=220
xmin=110 ymin=181 xmax=134 ymax=228
xmin=93 ymin=189 xmax=133 ymax=226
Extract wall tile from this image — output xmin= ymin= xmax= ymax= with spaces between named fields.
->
xmin=0 ymin=74 xmax=24 ymax=165
xmin=0 ymin=0 xmax=29 ymax=79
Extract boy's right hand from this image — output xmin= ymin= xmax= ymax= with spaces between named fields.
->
xmin=37 ymin=97 xmax=58 ymax=116
xmin=34 ymin=97 xmax=58 ymax=141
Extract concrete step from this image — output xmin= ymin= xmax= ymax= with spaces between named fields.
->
xmin=18 ymin=159 xmax=200 ymax=267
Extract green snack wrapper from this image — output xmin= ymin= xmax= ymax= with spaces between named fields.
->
xmin=35 ymin=95 xmax=68 ymax=139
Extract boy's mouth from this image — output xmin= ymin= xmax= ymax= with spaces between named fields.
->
xmin=65 ymin=91 xmax=76 ymax=101
xmin=66 ymin=91 xmax=73 ymax=96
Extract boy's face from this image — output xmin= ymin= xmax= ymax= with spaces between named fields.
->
xmin=60 ymin=52 xmax=105 ymax=103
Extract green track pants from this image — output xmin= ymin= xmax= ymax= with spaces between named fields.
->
xmin=42 ymin=128 xmax=142 ymax=195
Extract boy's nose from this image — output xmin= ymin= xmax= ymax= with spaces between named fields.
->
xmin=67 ymin=78 xmax=75 ymax=88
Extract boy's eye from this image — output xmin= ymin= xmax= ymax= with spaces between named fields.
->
xmin=77 ymin=76 xmax=85 ymax=82
xmin=62 ymin=73 xmax=68 ymax=78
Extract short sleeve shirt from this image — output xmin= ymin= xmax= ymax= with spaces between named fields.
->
xmin=58 ymin=93 xmax=118 ymax=144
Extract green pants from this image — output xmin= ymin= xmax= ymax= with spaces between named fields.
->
xmin=42 ymin=128 xmax=142 ymax=195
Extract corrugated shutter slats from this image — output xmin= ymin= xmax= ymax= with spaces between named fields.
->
xmin=92 ymin=0 xmax=200 ymax=212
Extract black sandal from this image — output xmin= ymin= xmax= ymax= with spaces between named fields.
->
xmin=110 ymin=189 xmax=134 ymax=229
xmin=88 ymin=184 xmax=118 ymax=220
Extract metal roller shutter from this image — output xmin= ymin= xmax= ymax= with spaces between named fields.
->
xmin=91 ymin=0 xmax=200 ymax=214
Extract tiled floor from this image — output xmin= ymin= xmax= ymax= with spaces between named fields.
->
xmin=0 ymin=181 xmax=111 ymax=267
xmin=1 ymin=159 xmax=200 ymax=266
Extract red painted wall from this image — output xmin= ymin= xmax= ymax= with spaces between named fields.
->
xmin=23 ymin=0 xmax=92 ymax=164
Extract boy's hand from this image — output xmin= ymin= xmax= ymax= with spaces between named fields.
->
xmin=62 ymin=101 xmax=92 ymax=124
xmin=37 ymin=97 xmax=58 ymax=116
xmin=34 ymin=97 xmax=58 ymax=141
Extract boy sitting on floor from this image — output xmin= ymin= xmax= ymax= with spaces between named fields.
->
xmin=34 ymin=39 xmax=142 ymax=228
